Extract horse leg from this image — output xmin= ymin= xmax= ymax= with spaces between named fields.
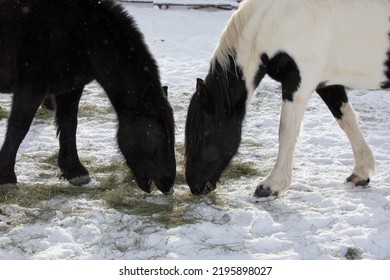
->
xmin=316 ymin=85 xmax=374 ymax=186
xmin=254 ymin=82 xmax=314 ymax=198
xmin=0 ymin=87 xmax=45 ymax=187
xmin=55 ymin=87 xmax=90 ymax=186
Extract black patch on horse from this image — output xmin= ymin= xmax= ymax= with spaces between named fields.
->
xmin=255 ymin=52 xmax=301 ymax=101
xmin=252 ymin=54 xmax=269 ymax=89
xmin=316 ymin=85 xmax=349 ymax=119
xmin=382 ymin=29 xmax=390 ymax=89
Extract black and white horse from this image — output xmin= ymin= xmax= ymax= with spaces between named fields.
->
xmin=0 ymin=0 xmax=176 ymax=194
xmin=185 ymin=0 xmax=390 ymax=197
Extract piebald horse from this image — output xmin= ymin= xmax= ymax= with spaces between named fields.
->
xmin=185 ymin=0 xmax=390 ymax=197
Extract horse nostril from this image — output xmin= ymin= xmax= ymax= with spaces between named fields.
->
xmin=154 ymin=176 xmax=174 ymax=194
xmin=163 ymin=188 xmax=174 ymax=196
xmin=135 ymin=177 xmax=153 ymax=193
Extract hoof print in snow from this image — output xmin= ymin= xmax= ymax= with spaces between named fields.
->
xmin=0 ymin=183 xmax=18 ymax=194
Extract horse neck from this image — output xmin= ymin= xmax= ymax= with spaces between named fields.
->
xmin=206 ymin=56 xmax=247 ymax=120
xmin=212 ymin=0 xmax=267 ymax=67
xmin=84 ymin=3 xmax=163 ymax=116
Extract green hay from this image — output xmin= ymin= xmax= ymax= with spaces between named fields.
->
xmin=90 ymin=161 xmax=127 ymax=174
xmin=102 ymin=187 xmax=204 ymax=227
xmin=78 ymin=104 xmax=115 ymax=121
xmin=0 ymin=173 xmax=125 ymax=208
xmin=40 ymin=153 xmax=59 ymax=169
xmin=222 ymin=161 xmax=261 ymax=180
xmin=34 ymin=107 xmax=56 ymax=120
xmin=0 ymin=184 xmax=87 ymax=208
xmin=0 ymin=142 xmax=238 ymax=229
xmin=175 ymin=169 xmax=186 ymax=185
xmin=0 ymin=107 xmax=9 ymax=119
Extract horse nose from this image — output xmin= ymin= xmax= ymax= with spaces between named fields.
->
xmin=190 ymin=182 xmax=216 ymax=195
xmin=186 ymin=173 xmax=216 ymax=195
xmin=136 ymin=176 xmax=153 ymax=194
xmin=154 ymin=176 xmax=175 ymax=195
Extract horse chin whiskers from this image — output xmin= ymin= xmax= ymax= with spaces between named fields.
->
xmin=204 ymin=181 xmax=216 ymax=194
xmin=152 ymin=176 xmax=174 ymax=195
xmin=194 ymin=180 xmax=216 ymax=195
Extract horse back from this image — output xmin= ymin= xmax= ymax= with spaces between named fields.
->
xmin=0 ymin=0 xmax=95 ymax=94
xmin=0 ymin=1 xmax=22 ymax=92
xmin=238 ymin=0 xmax=390 ymax=92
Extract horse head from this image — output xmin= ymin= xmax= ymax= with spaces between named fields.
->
xmin=118 ymin=85 xmax=176 ymax=195
xmin=185 ymin=60 xmax=247 ymax=195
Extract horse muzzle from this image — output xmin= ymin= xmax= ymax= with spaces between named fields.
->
xmin=186 ymin=172 xmax=217 ymax=195
xmin=153 ymin=176 xmax=175 ymax=195
xmin=135 ymin=175 xmax=174 ymax=195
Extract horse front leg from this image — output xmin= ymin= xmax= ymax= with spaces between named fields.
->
xmin=254 ymin=84 xmax=314 ymax=198
xmin=0 ymin=87 xmax=45 ymax=188
xmin=316 ymin=85 xmax=375 ymax=186
xmin=55 ymin=87 xmax=90 ymax=186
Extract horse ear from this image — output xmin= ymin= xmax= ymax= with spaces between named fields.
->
xmin=196 ymin=78 xmax=210 ymax=106
xmin=196 ymin=78 xmax=206 ymax=93
xmin=162 ymin=86 xmax=168 ymax=98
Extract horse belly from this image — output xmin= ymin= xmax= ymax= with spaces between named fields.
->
xmin=0 ymin=41 xmax=16 ymax=93
xmin=322 ymin=3 xmax=390 ymax=89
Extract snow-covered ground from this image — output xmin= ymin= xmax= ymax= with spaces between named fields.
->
xmin=1 ymin=2 xmax=390 ymax=260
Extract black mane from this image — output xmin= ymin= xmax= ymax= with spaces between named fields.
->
xmin=185 ymin=55 xmax=246 ymax=159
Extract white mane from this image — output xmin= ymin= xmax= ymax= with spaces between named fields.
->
xmin=211 ymin=0 xmax=260 ymax=70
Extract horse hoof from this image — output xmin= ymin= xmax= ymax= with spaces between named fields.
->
xmin=346 ymin=174 xmax=370 ymax=187
xmin=254 ymin=185 xmax=279 ymax=198
xmin=68 ymin=175 xmax=91 ymax=186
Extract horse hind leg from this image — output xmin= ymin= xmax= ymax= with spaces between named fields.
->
xmin=316 ymin=85 xmax=375 ymax=186
xmin=55 ymin=87 xmax=90 ymax=186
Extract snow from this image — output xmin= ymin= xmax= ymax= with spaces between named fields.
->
xmin=1 ymin=2 xmax=390 ymax=260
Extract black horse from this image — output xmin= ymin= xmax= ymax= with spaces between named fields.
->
xmin=0 ymin=0 xmax=176 ymax=194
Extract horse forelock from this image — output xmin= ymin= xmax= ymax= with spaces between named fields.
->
xmin=185 ymin=58 xmax=239 ymax=160
xmin=161 ymin=95 xmax=175 ymax=144
xmin=186 ymin=0 xmax=258 ymax=160
xmin=185 ymin=93 xmax=203 ymax=160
